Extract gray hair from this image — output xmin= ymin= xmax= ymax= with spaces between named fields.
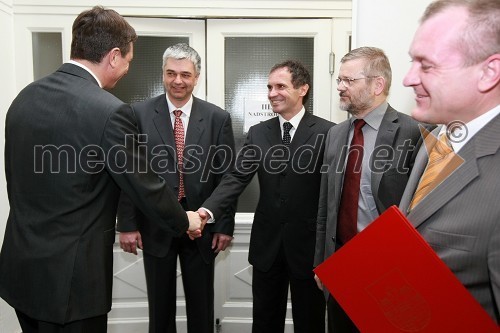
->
xmin=162 ymin=43 xmax=201 ymax=75
xmin=341 ymin=46 xmax=392 ymax=96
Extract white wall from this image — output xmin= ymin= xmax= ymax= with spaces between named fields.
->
xmin=353 ymin=0 xmax=433 ymax=115
xmin=0 ymin=0 xmax=21 ymax=331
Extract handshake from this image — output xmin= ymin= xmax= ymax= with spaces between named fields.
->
xmin=186 ymin=208 xmax=209 ymax=240
xmin=119 ymin=208 xmax=211 ymax=255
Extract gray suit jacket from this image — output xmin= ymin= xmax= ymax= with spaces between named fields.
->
xmin=399 ymin=115 xmax=500 ymax=323
xmin=314 ymin=105 xmax=421 ymax=294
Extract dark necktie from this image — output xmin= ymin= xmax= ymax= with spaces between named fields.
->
xmin=282 ymin=122 xmax=292 ymax=146
xmin=173 ymin=110 xmax=185 ymax=201
xmin=337 ymin=119 xmax=366 ymax=246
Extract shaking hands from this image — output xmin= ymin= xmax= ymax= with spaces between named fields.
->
xmin=186 ymin=208 xmax=209 ymax=240
xmin=120 ymin=209 xmax=214 ymax=255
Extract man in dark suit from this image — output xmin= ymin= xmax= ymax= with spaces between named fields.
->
xmin=313 ymin=47 xmax=422 ymax=333
xmin=197 ymin=60 xmax=333 ymax=333
xmin=399 ymin=0 xmax=499 ymax=323
xmin=0 ymin=8 xmax=201 ymax=333
xmin=117 ymin=43 xmax=236 ymax=333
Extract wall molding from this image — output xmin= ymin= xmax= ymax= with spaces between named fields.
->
xmin=0 ymin=1 xmax=13 ymax=15
xmin=12 ymin=0 xmax=351 ymax=18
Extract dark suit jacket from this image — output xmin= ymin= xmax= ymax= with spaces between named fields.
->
xmin=314 ymin=105 xmax=422 ymax=290
xmin=0 ymin=63 xmax=188 ymax=324
xmin=117 ymin=95 xmax=236 ymax=263
xmin=203 ymin=112 xmax=334 ymax=279
xmin=399 ymin=116 xmax=500 ymax=323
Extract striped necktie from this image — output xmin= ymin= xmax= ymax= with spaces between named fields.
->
xmin=409 ymin=133 xmax=454 ymax=210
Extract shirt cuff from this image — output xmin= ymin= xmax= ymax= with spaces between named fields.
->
xmin=200 ymin=207 xmax=215 ymax=224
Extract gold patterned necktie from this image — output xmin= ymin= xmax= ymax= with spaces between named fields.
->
xmin=173 ymin=110 xmax=185 ymax=201
xmin=409 ymin=133 xmax=455 ymax=210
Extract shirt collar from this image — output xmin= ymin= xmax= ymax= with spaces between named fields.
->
xmin=350 ymin=101 xmax=387 ymax=130
xmin=278 ymin=107 xmax=306 ymax=130
xmin=68 ymin=60 xmax=102 ymax=88
xmin=441 ymin=104 xmax=500 ymax=152
xmin=166 ymin=94 xmax=193 ymax=117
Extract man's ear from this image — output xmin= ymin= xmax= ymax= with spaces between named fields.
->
xmin=108 ymin=48 xmax=121 ymax=69
xmin=478 ymin=54 xmax=500 ymax=93
xmin=300 ymin=83 xmax=309 ymax=97
xmin=373 ymin=76 xmax=386 ymax=96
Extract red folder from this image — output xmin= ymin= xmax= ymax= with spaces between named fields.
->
xmin=314 ymin=206 xmax=499 ymax=332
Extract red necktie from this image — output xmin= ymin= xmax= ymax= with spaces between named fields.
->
xmin=173 ymin=110 xmax=185 ymax=201
xmin=337 ymin=119 xmax=366 ymax=246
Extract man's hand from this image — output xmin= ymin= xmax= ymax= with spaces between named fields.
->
xmin=197 ymin=208 xmax=209 ymax=227
xmin=119 ymin=231 xmax=143 ymax=255
xmin=212 ymin=233 xmax=234 ymax=253
xmin=187 ymin=209 xmax=210 ymax=240
xmin=186 ymin=211 xmax=203 ymax=240
xmin=314 ymin=274 xmax=323 ymax=291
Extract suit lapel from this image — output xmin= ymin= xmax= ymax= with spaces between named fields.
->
xmin=185 ymin=99 xmax=205 ymax=147
xmin=371 ymin=107 xmax=399 ymax=202
xmin=407 ymin=114 xmax=500 ymax=228
xmin=333 ymin=121 xmax=351 ymax=206
xmin=407 ymin=141 xmax=478 ymax=228
xmin=184 ymin=99 xmax=205 ymax=165
xmin=152 ymin=97 xmax=176 ymax=163
xmin=289 ymin=112 xmax=315 ymax=151
xmin=399 ymin=136 xmax=430 ymax=213
xmin=264 ymin=117 xmax=282 ymax=147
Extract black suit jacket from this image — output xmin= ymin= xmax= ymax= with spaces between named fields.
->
xmin=0 ymin=64 xmax=188 ymax=324
xmin=203 ymin=112 xmax=334 ymax=278
xmin=117 ymin=95 xmax=236 ymax=263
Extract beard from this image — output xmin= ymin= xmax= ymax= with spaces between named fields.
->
xmin=339 ymin=88 xmax=375 ymax=116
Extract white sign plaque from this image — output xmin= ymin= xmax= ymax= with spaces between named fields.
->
xmin=244 ymin=99 xmax=277 ymax=133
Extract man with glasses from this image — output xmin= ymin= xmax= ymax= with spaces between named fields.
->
xmin=313 ymin=46 xmax=422 ymax=332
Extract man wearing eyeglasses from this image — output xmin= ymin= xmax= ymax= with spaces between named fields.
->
xmin=313 ymin=46 xmax=422 ymax=332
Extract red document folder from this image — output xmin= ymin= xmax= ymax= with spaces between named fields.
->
xmin=314 ymin=206 xmax=499 ymax=332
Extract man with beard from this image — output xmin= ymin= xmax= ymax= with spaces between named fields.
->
xmin=313 ymin=47 xmax=422 ymax=332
